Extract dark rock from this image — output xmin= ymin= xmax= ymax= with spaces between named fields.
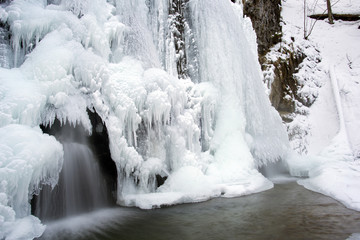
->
xmin=243 ymin=0 xmax=310 ymax=121
xmin=267 ymin=49 xmax=306 ymax=117
xmin=156 ymin=174 xmax=167 ymax=187
xmin=168 ymin=0 xmax=189 ymax=78
xmin=87 ymin=109 xmax=118 ymax=195
xmin=243 ymin=0 xmax=282 ymax=56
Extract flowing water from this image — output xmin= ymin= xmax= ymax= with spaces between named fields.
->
xmin=33 ymin=142 xmax=111 ymax=221
xmin=38 ymin=182 xmax=360 ymax=240
xmin=0 ymin=26 xmax=12 ymax=68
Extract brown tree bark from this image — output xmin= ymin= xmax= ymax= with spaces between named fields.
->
xmin=326 ymin=0 xmax=334 ymax=24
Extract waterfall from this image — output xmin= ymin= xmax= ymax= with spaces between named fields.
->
xmin=61 ymin=143 xmax=109 ymax=215
xmin=0 ymin=26 xmax=13 ymax=68
xmin=32 ymin=124 xmax=113 ymax=221
xmin=0 ymin=1 xmax=291 ymax=238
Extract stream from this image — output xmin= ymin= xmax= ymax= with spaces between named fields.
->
xmin=38 ymin=182 xmax=360 ymax=240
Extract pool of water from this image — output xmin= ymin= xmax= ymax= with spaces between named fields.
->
xmin=38 ymin=182 xmax=360 ymax=240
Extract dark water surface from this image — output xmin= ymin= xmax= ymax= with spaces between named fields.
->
xmin=39 ymin=182 xmax=360 ymax=240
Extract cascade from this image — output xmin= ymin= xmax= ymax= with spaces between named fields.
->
xmin=0 ymin=25 xmax=12 ymax=68
xmin=32 ymin=120 xmax=116 ymax=221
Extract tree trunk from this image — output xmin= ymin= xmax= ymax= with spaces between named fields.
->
xmin=326 ymin=0 xmax=334 ymax=24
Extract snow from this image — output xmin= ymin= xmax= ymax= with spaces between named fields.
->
xmin=348 ymin=233 xmax=360 ymax=240
xmin=121 ymin=166 xmax=273 ymax=209
xmin=298 ymin=161 xmax=360 ymax=211
xmin=3 ymin=215 xmax=45 ymax=240
xmin=0 ymin=124 xmax=63 ymax=239
xmin=279 ymin=0 xmax=360 ymax=212
xmin=310 ymin=0 xmax=360 ymax=15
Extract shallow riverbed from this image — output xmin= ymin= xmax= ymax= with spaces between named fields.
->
xmin=38 ymin=182 xmax=360 ymax=240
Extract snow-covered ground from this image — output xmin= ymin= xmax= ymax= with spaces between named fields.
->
xmin=280 ymin=0 xmax=360 ymax=211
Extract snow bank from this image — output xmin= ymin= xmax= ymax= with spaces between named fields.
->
xmin=280 ymin=0 xmax=360 ymax=212
xmin=298 ymin=161 xmax=360 ymax=211
xmin=310 ymin=0 xmax=360 ymax=15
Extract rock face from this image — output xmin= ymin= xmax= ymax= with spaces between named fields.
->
xmin=243 ymin=0 xmax=282 ymax=56
xmin=243 ymin=0 xmax=308 ymax=121
xmin=263 ymin=46 xmax=306 ymax=120
xmin=241 ymin=0 xmax=323 ymax=154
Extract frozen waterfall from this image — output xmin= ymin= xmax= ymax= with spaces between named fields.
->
xmin=0 ymin=0 xmax=289 ymax=238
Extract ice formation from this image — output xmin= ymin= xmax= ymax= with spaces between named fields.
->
xmin=0 ymin=125 xmax=63 ymax=239
xmin=0 ymin=0 xmax=290 ymax=238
